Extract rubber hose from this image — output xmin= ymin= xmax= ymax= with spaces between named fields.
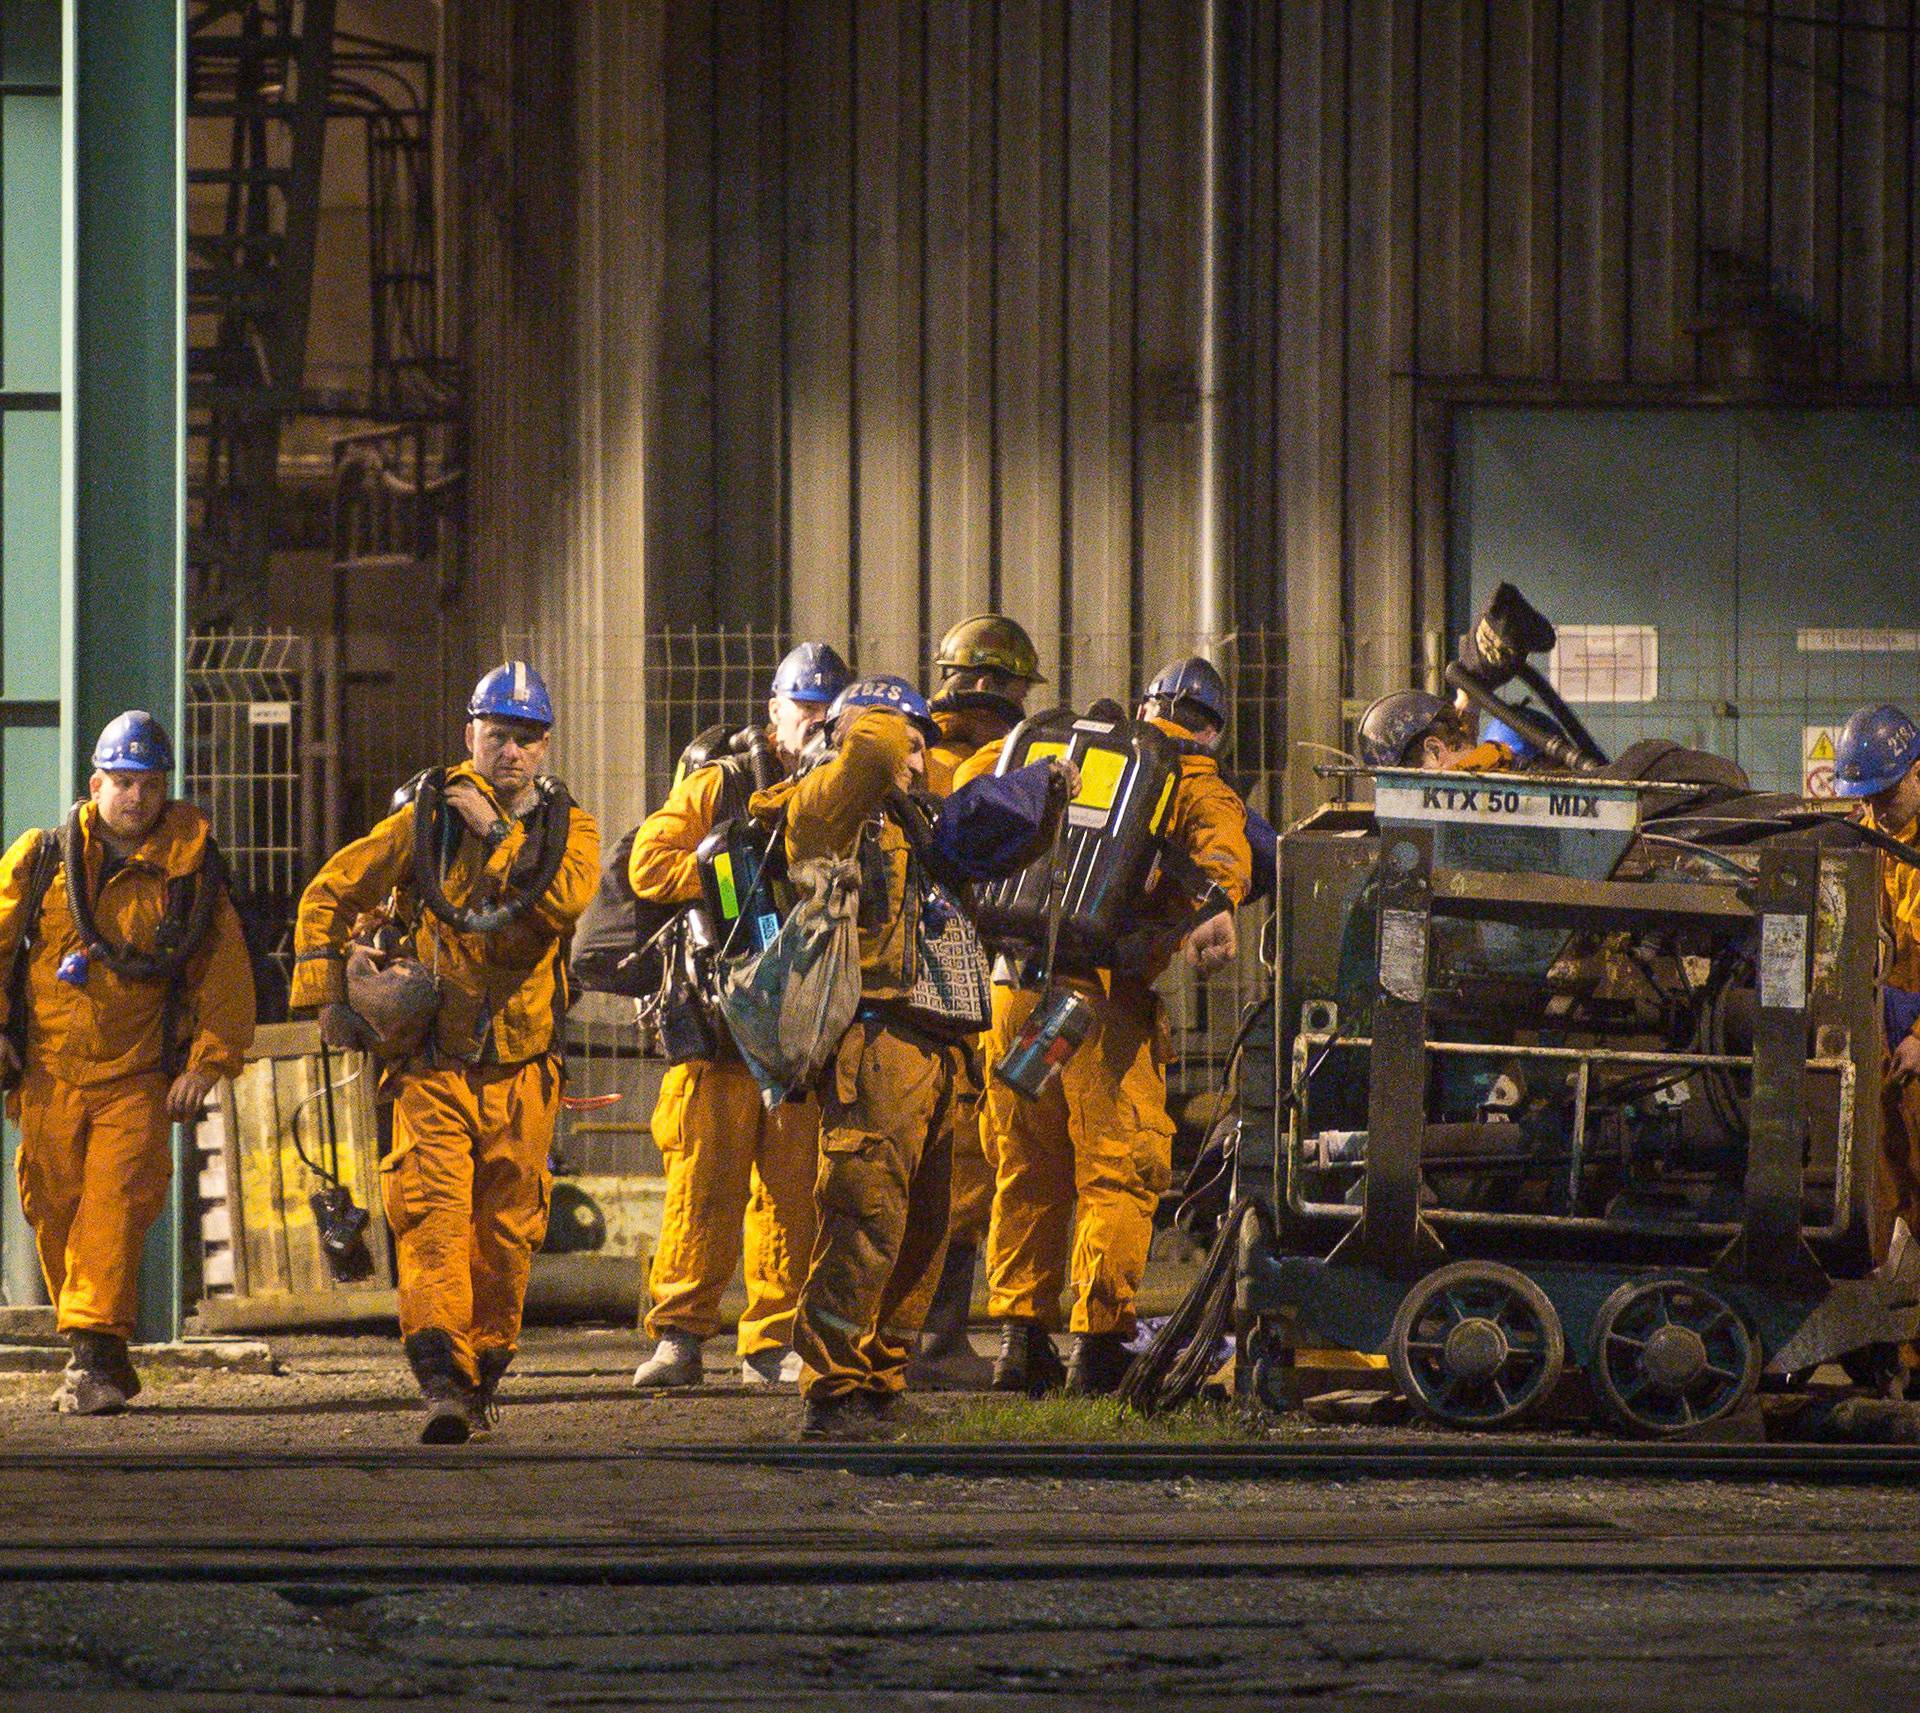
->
xmin=411 ymin=770 xmax=572 ymax=935
xmin=62 ymin=805 xmax=225 ymax=983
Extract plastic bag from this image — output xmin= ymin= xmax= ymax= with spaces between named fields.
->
xmin=717 ymin=855 xmax=862 ymax=1107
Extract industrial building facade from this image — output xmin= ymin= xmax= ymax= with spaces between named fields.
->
xmin=2 ymin=0 xmax=1918 ymax=1317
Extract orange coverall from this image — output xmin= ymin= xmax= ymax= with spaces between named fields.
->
xmin=292 ymin=762 xmax=599 ymax=1386
xmin=750 ymin=708 xmax=970 ymax=1401
xmin=1869 ymin=809 xmax=1920 ymax=1249
xmin=0 ymin=802 xmax=255 ymax=1338
xmin=974 ymin=718 xmax=1252 ymax=1337
xmin=629 ymin=756 xmax=819 ymax=1358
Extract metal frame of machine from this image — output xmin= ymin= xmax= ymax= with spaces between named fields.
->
xmin=1230 ymin=765 xmax=1920 ymax=1435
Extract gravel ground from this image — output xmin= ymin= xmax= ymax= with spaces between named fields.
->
xmin=3 ymin=1328 xmax=1920 ymax=1707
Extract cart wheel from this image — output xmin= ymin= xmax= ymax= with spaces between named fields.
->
xmin=1589 ymin=1277 xmax=1759 ymax=1436
xmin=1387 ymin=1262 xmax=1566 ymax=1429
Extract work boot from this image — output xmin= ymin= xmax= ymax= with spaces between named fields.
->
xmin=907 ymin=1245 xmax=995 ymax=1391
xmin=1065 ymin=1330 xmax=1133 ymax=1398
xmin=740 ymin=1347 xmax=804 ymax=1387
xmin=405 ymin=1329 xmax=476 ymax=1446
xmin=69 ymin=1330 xmax=141 ymax=1401
xmin=861 ymin=1389 xmax=930 ymax=1436
xmin=52 ymin=1332 xmax=134 ymax=1417
xmin=798 ymin=1392 xmax=891 ymax=1442
xmin=631 ymin=1330 xmax=705 ymax=1390
xmin=991 ymin=1320 xmax=1066 ymax=1396
xmin=471 ymin=1347 xmax=513 ymax=1439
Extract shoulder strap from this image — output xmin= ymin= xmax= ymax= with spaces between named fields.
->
xmin=21 ymin=828 xmax=61 ymax=937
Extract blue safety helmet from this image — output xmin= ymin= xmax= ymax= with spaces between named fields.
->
xmin=1834 ymin=703 xmax=1920 ymax=799
xmin=771 ymin=641 xmax=850 ymax=706
xmin=467 ymin=660 xmax=554 ymax=729
xmin=1356 ymin=691 xmax=1452 ymax=769
xmin=1141 ymin=655 xmax=1230 ymax=731
xmin=826 ymin=674 xmax=941 ymax=743
xmin=1482 ymin=715 xmax=1541 ymax=763
xmin=91 ymin=710 xmax=174 ymax=774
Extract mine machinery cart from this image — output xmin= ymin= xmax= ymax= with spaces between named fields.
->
xmin=1229 ymin=762 xmax=1920 ymax=1435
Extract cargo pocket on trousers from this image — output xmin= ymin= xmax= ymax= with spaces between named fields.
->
xmin=380 ymin=1140 xmax=427 ymax=1237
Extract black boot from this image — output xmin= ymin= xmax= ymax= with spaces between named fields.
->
xmin=1065 ymin=1330 xmax=1132 ymax=1397
xmin=472 ymin=1347 xmax=513 ymax=1438
xmin=405 ymin=1329 xmax=476 ymax=1446
xmin=798 ymin=1392 xmax=890 ymax=1442
xmin=991 ymin=1320 xmax=1065 ymax=1396
xmin=907 ymin=1245 xmax=995 ymax=1390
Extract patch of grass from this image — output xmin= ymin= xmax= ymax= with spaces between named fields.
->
xmin=912 ymin=1393 xmax=1262 ymax=1444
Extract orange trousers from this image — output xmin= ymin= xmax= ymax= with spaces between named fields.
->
xmin=1882 ymin=1076 xmax=1920 ymax=1245
xmin=888 ymin=1047 xmax=986 ymax=1338
xmin=646 ymin=1057 xmax=820 ymax=1355
xmin=982 ymin=980 xmax=1175 ymax=1337
xmin=383 ymin=1057 xmax=560 ymax=1387
xmin=14 ymin=1067 xmax=172 ymax=1339
xmin=793 ymin=1022 xmax=963 ymax=1401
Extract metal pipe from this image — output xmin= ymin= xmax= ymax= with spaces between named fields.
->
xmin=1194 ymin=0 xmax=1226 ymax=650
xmin=1287 ymin=1034 xmax=1857 ymax=1239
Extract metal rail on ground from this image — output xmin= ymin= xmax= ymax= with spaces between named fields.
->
xmin=2 ymin=1439 xmax=1918 ymax=1481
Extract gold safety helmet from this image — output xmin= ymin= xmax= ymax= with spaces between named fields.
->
xmin=933 ymin=613 xmax=1046 ymax=684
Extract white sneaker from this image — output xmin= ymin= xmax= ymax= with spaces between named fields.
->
xmin=631 ymin=1331 xmax=705 ymax=1389
xmin=741 ymin=1348 xmax=804 ymax=1387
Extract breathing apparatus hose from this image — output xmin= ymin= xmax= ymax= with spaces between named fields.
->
xmin=61 ymin=804 xmax=228 ymax=983
xmin=1512 ymin=659 xmax=1609 ymax=767
xmin=732 ymin=726 xmax=781 ymax=793
xmin=410 ymin=769 xmax=573 ymax=936
xmin=1443 ymin=662 xmax=1594 ymax=775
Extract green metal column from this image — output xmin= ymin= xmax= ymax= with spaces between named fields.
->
xmin=0 ymin=2 xmax=185 ymax=1337
xmin=69 ymin=1 xmax=187 ymax=1344
xmin=0 ymin=1 xmax=67 ymax=1310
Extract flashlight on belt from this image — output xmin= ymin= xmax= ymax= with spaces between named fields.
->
xmin=993 ymin=986 xmax=1097 ymax=1101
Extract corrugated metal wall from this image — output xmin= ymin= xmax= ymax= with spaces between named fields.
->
xmin=1245 ymin=0 xmax=1920 ymax=802
xmin=451 ymin=0 xmax=1920 ymax=823
xmin=646 ymin=0 xmax=1213 ymax=712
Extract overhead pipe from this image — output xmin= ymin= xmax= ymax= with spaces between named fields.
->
xmin=1194 ymin=0 xmax=1228 ymax=656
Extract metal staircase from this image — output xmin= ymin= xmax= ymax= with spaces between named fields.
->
xmin=186 ymin=3 xmax=459 ymax=627
xmin=186 ymin=0 xmax=337 ymax=626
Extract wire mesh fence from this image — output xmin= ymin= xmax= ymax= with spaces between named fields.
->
xmin=183 ymin=618 xmax=1920 ymax=1174
xmin=183 ymin=631 xmax=328 ymax=1012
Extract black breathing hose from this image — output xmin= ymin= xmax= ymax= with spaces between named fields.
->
xmin=410 ymin=769 xmax=573 ymax=935
xmin=1444 ymin=663 xmax=1592 ymax=774
xmin=1512 ymin=660 xmax=1609 ymax=766
xmin=62 ymin=805 xmax=227 ymax=983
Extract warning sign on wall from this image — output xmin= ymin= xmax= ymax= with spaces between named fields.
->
xmin=1803 ymin=726 xmax=1840 ymax=799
